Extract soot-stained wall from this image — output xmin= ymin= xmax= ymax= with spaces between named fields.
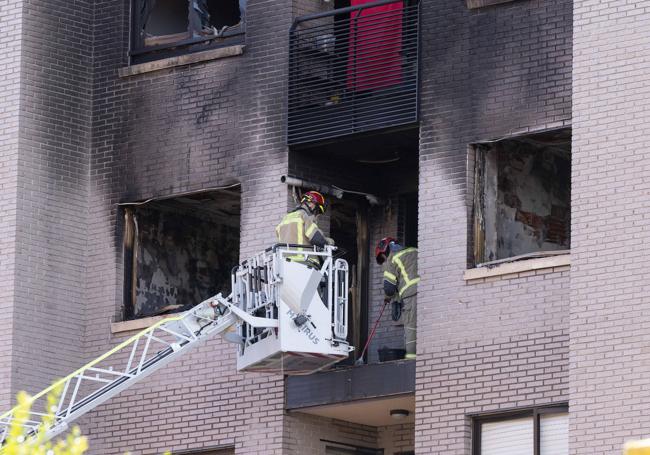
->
xmin=133 ymin=206 xmax=240 ymax=318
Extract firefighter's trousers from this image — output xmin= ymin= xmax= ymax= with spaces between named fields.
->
xmin=402 ymin=294 xmax=417 ymax=356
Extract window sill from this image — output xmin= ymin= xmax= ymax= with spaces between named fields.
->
xmin=464 ymin=253 xmax=570 ymax=283
xmin=119 ymin=44 xmax=245 ymax=77
xmin=111 ymin=315 xmax=169 ymax=334
xmin=466 ymin=0 xmax=517 ymax=9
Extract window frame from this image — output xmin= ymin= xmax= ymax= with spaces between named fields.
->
xmin=471 ymin=404 xmax=569 ymax=455
xmin=468 ymin=128 xmax=572 ymax=268
xmin=129 ymin=0 xmax=245 ymax=64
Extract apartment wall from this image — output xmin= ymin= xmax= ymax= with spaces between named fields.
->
xmin=284 ymin=413 xmax=414 ymax=454
xmin=0 ymin=0 xmax=24 ymax=410
xmin=0 ymin=0 xmax=93 ymax=410
xmin=12 ymin=0 xmax=93 ymax=398
xmin=378 ymin=423 xmax=415 ymax=454
xmin=284 ymin=413 xmax=380 ymax=454
xmin=416 ymin=0 xmax=572 ymax=452
xmin=571 ymin=2 xmax=650 ymax=453
xmin=82 ymin=0 xmax=293 ymax=452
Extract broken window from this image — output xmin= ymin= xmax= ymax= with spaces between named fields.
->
xmin=471 ymin=129 xmax=571 ymax=266
xmin=122 ymin=188 xmax=241 ymax=320
xmin=135 ymin=0 xmax=244 ymax=50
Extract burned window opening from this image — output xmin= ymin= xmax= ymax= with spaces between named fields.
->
xmin=136 ymin=0 xmax=244 ymax=50
xmin=471 ymin=129 xmax=571 ymax=266
xmin=122 ymin=188 xmax=241 ymax=320
xmin=143 ymin=0 xmax=189 ymax=47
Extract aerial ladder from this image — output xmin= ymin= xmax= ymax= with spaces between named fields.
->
xmin=0 ymin=244 xmax=353 ymax=446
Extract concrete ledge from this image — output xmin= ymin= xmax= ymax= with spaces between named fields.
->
xmin=466 ymin=0 xmax=517 ymax=9
xmin=119 ymin=44 xmax=245 ymax=77
xmin=464 ymin=254 xmax=570 ymax=283
xmin=111 ymin=315 xmax=168 ymax=334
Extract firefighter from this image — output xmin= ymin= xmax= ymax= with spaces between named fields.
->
xmin=276 ymin=190 xmax=334 ymax=267
xmin=375 ymin=237 xmax=419 ymax=360
xmin=276 ymin=190 xmax=333 ymax=327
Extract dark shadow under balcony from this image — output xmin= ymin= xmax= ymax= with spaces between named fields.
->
xmin=286 ymin=360 xmax=415 ymax=426
xmin=288 ymin=0 xmax=420 ymax=146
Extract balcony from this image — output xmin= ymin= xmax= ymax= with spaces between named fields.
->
xmin=286 ymin=360 xmax=415 ymax=426
xmin=288 ymin=0 xmax=420 ymax=146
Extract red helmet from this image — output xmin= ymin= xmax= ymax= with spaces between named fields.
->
xmin=375 ymin=237 xmax=397 ymax=264
xmin=301 ymin=190 xmax=326 ymax=214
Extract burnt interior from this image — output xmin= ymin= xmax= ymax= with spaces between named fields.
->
xmin=123 ymin=188 xmax=241 ymax=320
xmin=141 ymin=0 xmax=242 ymax=47
xmin=206 ymin=0 xmax=242 ymax=29
xmin=472 ymin=128 xmax=571 ymax=266
xmin=290 ymin=127 xmax=419 ymax=364
xmin=144 ymin=0 xmax=190 ymax=44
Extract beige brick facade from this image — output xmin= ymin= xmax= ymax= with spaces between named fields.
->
xmin=2 ymin=0 xmax=649 ymax=453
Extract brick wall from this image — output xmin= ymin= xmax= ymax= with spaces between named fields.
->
xmin=81 ymin=0 xmax=294 ymax=451
xmin=0 ymin=0 xmax=93 ymax=409
xmin=284 ymin=413 xmax=380 ymax=454
xmin=571 ymin=1 xmax=650 ymax=453
xmin=415 ymin=0 xmax=572 ymax=452
xmin=0 ymin=0 xmax=579 ymax=453
xmin=0 ymin=0 xmax=23 ymax=410
xmin=378 ymin=423 xmax=415 ymax=454
xmin=10 ymin=0 xmax=93 ymax=400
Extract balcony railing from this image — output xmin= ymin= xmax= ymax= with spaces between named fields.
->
xmin=288 ymin=0 xmax=420 ymax=146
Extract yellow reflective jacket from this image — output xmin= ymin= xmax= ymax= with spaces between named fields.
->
xmin=383 ymin=247 xmax=419 ymax=299
xmin=275 ymin=208 xmax=328 ymax=265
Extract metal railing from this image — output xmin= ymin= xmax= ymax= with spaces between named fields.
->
xmin=288 ymin=0 xmax=420 ymax=146
xmin=231 ymin=244 xmax=350 ymax=350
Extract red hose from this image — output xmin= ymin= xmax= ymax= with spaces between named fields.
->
xmin=355 ymin=299 xmax=389 ymax=364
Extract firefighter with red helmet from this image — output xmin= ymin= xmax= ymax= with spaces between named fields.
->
xmin=375 ymin=237 xmax=419 ymax=360
xmin=276 ymin=190 xmax=334 ymax=267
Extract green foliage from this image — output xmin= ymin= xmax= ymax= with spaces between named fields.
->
xmin=2 ymin=387 xmax=88 ymax=455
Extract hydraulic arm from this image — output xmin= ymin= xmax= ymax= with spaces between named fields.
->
xmin=0 ymin=245 xmax=352 ymax=447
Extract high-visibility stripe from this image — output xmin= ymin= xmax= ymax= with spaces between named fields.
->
xmin=383 ymin=270 xmax=397 ymax=284
xmin=391 ymin=248 xmax=419 ymax=297
xmin=305 ymin=222 xmax=318 ymax=238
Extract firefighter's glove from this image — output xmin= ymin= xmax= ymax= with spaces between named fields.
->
xmin=326 ymin=237 xmax=335 ymax=246
xmin=391 ymin=300 xmax=402 ymax=322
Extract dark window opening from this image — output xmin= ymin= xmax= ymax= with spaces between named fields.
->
xmin=132 ymin=0 xmax=245 ymax=62
xmin=206 ymin=0 xmax=242 ymax=29
xmin=471 ymin=128 xmax=571 ymax=267
xmin=122 ymin=188 xmax=241 ymax=320
xmin=472 ymin=405 xmax=568 ymax=455
xmin=143 ymin=0 xmax=190 ymax=47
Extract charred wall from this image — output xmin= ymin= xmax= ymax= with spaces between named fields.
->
xmin=84 ymin=0 xmax=293 ymax=452
xmin=416 ymin=0 xmax=572 ymax=452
